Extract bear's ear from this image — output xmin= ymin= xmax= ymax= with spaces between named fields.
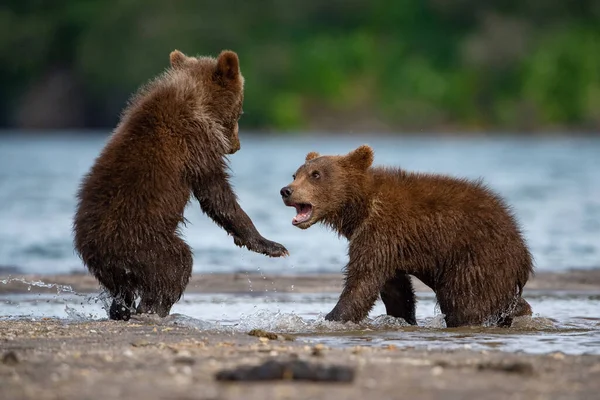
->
xmin=170 ymin=50 xmax=187 ymax=68
xmin=215 ymin=50 xmax=240 ymax=81
xmin=345 ymin=145 xmax=374 ymax=170
xmin=305 ymin=151 xmax=320 ymax=162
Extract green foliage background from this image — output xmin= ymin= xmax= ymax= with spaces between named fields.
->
xmin=1 ymin=0 xmax=599 ymax=132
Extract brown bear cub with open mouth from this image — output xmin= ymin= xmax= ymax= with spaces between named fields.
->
xmin=74 ymin=50 xmax=288 ymax=321
xmin=281 ymin=145 xmax=533 ymax=327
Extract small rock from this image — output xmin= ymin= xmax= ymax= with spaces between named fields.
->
xmin=312 ymin=344 xmax=326 ymax=357
xmin=215 ymin=360 xmax=355 ymax=382
xmin=131 ymin=340 xmax=151 ymax=347
xmin=2 ymin=351 xmax=19 ymax=366
xmin=177 ymin=350 xmax=192 ymax=358
xmin=431 ymin=366 xmax=444 ymax=376
xmin=384 ymin=344 xmax=397 ymax=351
xmin=477 ymin=361 xmax=534 ymax=375
xmin=180 ymin=365 xmax=193 ymax=376
xmin=248 ymin=329 xmax=278 ymax=340
xmin=551 ymin=352 xmax=566 ymax=360
xmin=174 ymin=356 xmax=196 ymax=366
xmin=258 ymin=337 xmax=270 ymax=344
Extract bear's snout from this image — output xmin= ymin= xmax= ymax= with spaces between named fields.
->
xmin=280 ymin=186 xmax=293 ymax=199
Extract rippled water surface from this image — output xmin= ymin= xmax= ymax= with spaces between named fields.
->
xmin=1 ymin=133 xmax=599 ymax=274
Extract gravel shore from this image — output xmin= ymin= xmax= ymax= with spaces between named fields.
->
xmin=1 ymin=318 xmax=599 ymax=400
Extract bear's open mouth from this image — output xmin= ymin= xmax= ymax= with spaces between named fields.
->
xmin=291 ymin=203 xmax=313 ymax=226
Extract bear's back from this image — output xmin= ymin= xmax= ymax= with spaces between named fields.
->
xmin=367 ymin=166 xmax=525 ymax=255
xmin=371 ymin=166 xmax=511 ymax=218
xmin=74 ymin=74 xmax=206 ymax=245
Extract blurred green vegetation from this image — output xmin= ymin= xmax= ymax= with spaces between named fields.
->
xmin=1 ymin=0 xmax=599 ymax=132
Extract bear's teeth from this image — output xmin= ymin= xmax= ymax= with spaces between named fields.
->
xmin=292 ymin=204 xmax=312 ymax=225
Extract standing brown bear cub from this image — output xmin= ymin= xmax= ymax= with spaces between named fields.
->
xmin=74 ymin=50 xmax=288 ymax=321
xmin=281 ymin=145 xmax=533 ymax=327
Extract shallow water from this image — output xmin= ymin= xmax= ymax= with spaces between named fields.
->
xmin=1 ymin=280 xmax=599 ymax=355
xmin=1 ymin=132 xmax=599 ymax=356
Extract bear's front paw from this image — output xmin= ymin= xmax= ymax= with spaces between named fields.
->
xmin=260 ymin=240 xmax=289 ymax=258
xmin=241 ymin=237 xmax=289 ymax=258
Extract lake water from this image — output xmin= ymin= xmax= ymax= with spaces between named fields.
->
xmin=1 ymin=132 xmax=599 ymax=355
xmin=1 ymin=132 xmax=599 ymax=275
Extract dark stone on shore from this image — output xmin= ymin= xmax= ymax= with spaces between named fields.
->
xmin=2 ymin=351 xmax=19 ymax=366
xmin=215 ymin=360 xmax=355 ymax=382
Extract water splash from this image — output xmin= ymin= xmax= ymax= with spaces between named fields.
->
xmin=256 ymin=266 xmax=270 ymax=292
xmin=422 ymin=314 xmax=447 ymax=329
xmin=1 ymin=276 xmax=80 ymax=296
xmin=246 ymin=272 xmax=253 ymax=292
xmin=65 ymin=305 xmax=93 ymax=321
xmin=162 ymin=313 xmax=216 ymax=330
xmin=235 ymin=309 xmax=310 ymax=333
xmin=510 ymin=315 xmax=557 ymax=330
xmin=369 ymin=315 xmax=412 ymax=329
xmin=1 ymin=276 xmax=108 ymax=320
xmin=232 ymin=309 xmax=412 ymax=334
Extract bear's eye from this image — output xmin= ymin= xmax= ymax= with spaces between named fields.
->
xmin=311 ymin=171 xmax=320 ymax=179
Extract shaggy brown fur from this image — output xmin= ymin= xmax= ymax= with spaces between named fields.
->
xmin=281 ymin=145 xmax=533 ymax=327
xmin=74 ymin=50 xmax=288 ymax=321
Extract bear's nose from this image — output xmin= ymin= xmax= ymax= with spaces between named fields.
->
xmin=280 ymin=186 xmax=293 ymax=198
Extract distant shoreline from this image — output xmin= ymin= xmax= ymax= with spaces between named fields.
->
xmin=0 ymin=128 xmax=599 ymax=138
xmin=2 ymin=269 xmax=600 ymax=295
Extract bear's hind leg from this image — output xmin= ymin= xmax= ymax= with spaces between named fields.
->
xmin=137 ymin=238 xmax=193 ymax=318
xmin=380 ymin=272 xmax=417 ymax=325
xmin=109 ymin=290 xmax=136 ymax=321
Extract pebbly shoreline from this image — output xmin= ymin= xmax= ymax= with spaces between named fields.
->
xmin=0 ymin=319 xmax=599 ymax=400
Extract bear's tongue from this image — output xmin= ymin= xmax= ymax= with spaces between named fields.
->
xmin=292 ymin=204 xmax=312 ymax=225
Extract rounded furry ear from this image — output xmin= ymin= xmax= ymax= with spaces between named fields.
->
xmin=216 ymin=50 xmax=240 ymax=81
xmin=305 ymin=151 xmax=320 ymax=162
xmin=170 ymin=50 xmax=186 ymax=68
xmin=346 ymin=145 xmax=374 ymax=170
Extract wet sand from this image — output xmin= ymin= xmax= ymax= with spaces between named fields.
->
xmin=1 ymin=269 xmax=600 ymax=399
xmin=2 ymin=268 xmax=600 ymax=295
